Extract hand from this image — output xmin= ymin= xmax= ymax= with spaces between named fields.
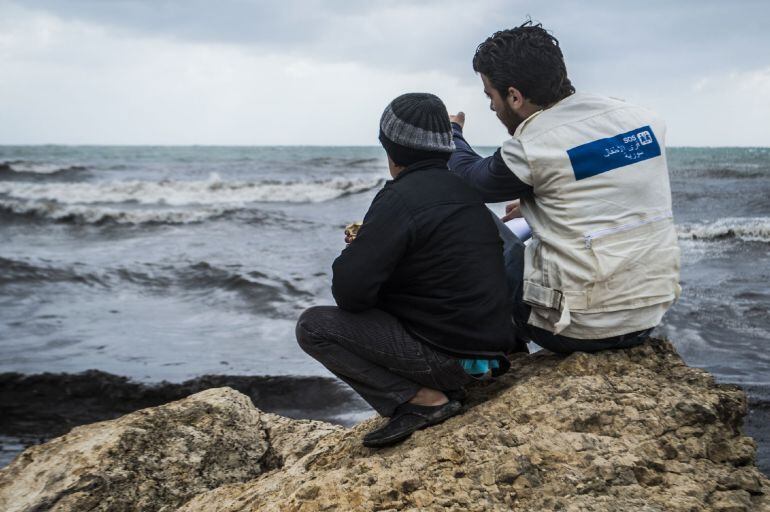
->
xmin=501 ymin=200 xmax=522 ymax=222
xmin=449 ymin=111 xmax=465 ymax=129
xmin=344 ymin=222 xmax=361 ymax=245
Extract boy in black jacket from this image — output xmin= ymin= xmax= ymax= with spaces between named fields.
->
xmin=296 ymin=93 xmax=518 ymax=447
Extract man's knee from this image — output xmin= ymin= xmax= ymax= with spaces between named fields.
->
xmin=295 ymin=305 xmax=338 ymax=353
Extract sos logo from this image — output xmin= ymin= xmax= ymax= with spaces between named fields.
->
xmin=637 ymin=131 xmax=653 ymax=145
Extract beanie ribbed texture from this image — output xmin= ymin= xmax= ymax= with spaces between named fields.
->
xmin=379 ymin=93 xmax=455 ymax=166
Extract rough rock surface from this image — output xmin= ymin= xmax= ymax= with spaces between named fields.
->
xmin=0 ymin=370 xmax=368 ymax=439
xmin=0 ymin=388 xmax=339 ymax=512
xmin=2 ymin=339 xmax=769 ymax=511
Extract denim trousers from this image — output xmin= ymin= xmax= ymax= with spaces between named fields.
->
xmin=296 ymin=305 xmax=473 ymax=417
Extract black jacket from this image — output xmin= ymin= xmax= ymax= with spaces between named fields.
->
xmin=332 ymin=159 xmax=517 ymax=364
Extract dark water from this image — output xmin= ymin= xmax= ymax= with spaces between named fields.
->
xmin=0 ymin=147 xmax=385 ymax=380
xmin=1 ymin=146 xmax=769 ymax=470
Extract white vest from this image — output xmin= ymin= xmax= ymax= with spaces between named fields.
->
xmin=501 ymin=92 xmax=681 ymax=338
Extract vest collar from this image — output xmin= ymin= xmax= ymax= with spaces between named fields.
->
xmin=513 ymin=110 xmax=544 ymax=138
xmin=513 ymin=92 xmax=582 ymax=138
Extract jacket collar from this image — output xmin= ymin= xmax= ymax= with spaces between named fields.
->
xmin=393 ymin=158 xmax=449 ymax=181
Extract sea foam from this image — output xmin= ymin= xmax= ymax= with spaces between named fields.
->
xmin=0 ymin=199 xmax=244 ymax=225
xmin=678 ymin=217 xmax=770 ymax=243
xmin=0 ymin=173 xmax=382 ymax=206
xmin=0 ymin=161 xmax=83 ymax=175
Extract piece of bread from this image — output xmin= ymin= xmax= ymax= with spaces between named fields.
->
xmin=344 ymin=222 xmax=362 ymax=240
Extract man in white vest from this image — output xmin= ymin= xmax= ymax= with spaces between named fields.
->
xmin=448 ymin=21 xmax=681 ymax=353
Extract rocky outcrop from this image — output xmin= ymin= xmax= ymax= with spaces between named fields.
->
xmin=0 ymin=370 xmax=368 ymax=440
xmin=1 ymin=339 xmax=769 ymax=511
xmin=0 ymin=388 xmax=339 ymax=512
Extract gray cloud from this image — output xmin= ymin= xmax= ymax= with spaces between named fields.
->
xmin=1 ymin=0 xmax=769 ymax=145
xmin=17 ymin=0 xmax=487 ymax=79
xmin=19 ymin=0 xmax=770 ymax=82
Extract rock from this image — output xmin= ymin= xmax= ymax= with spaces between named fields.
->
xmin=0 ymin=370 xmax=369 ymax=440
xmin=0 ymin=388 xmax=338 ymax=512
xmin=2 ymin=338 xmax=769 ymax=511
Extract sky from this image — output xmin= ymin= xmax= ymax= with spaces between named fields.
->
xmin=0 ymin=0 xmax=768 ymax=146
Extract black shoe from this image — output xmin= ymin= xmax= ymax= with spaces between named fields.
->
xmin=362 ymin=400 xmax=462 ymax=448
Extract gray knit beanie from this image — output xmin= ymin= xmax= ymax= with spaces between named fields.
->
xmin=379 ymin=93 xmax=455 ymax=164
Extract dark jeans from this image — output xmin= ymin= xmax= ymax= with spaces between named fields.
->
xmin=296 ymin=306 xmax=473 ymax=417
xmin=493 ymin=215 xmax=650 ymax=354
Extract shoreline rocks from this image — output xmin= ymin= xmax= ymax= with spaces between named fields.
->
xmin=2 ymin=338 xmax=769 ymax=511
xmin=0 ymin=371 xmax=370 ymax=442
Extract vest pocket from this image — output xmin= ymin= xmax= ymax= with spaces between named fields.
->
xmin=522 ymin=235 xmax=591 ymax=333
xmin=588 ymin=221 xmax=680 ymax=311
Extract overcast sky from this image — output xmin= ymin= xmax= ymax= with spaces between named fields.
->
xmin=0 ymin=0 xmax=768 ymax=146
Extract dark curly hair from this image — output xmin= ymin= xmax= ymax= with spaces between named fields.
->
xmin=472 ymin=20 xmax=575 ymax=107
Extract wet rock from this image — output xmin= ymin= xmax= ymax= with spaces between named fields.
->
xmin=2 ymin=339 xmax=769 ymax=511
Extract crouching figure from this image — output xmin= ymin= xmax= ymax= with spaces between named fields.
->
xmin=297 ymin=93 xmax=521 ymax=448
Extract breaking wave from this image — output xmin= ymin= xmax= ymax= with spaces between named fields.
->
xmin=0 ymin=161 xmax=89 ymax=180
xmin=0 ymin=199 xmax=247 ymax=225
xmin=0 ymin=173 xmax=382 ymax=206
xmin=678 ymin=217 xmax=770 ymax=243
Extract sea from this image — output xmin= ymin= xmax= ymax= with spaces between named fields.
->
xmin=1 ymin=145 xmax=769 ymax=470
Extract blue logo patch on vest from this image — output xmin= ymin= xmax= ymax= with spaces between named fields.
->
xmin=567 ymin=126 xmax=661 ymax=181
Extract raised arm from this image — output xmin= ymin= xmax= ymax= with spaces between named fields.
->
xmin=448 ymin=114 xmax=533 ymax=203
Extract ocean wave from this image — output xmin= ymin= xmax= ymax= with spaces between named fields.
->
xmin=678 ymin=217 xmax=770 ymax=243
xmin=302 ymin=156 xmax=380 ymax=167
xmin=0 ymin=199 xmax=248 ymax=225
xmin=0 ymin=161 xmax=89 ymax=180
xmin=0 ymin=173 xmax=383 ymax=206
xmin=671 ymin=167 xmax=769 ymax=180
xmin=0 ymin=257 xmax=106 ymax=287
xmin=111 ymin=261 xmax=312 ymax=300
xmin=172 ymin=261 xmax=313 ymax=306
xmin=0 ymin=257 xmax=312 ymax=316
xmin=0 ymin=258 xmax=308 ymax=296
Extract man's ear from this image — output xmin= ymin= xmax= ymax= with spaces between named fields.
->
xmin=505 ymin=86 xmax=525 ymax=111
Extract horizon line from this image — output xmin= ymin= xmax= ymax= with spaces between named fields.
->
xmin=2 ymin=144 xmax=769 ymax=150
